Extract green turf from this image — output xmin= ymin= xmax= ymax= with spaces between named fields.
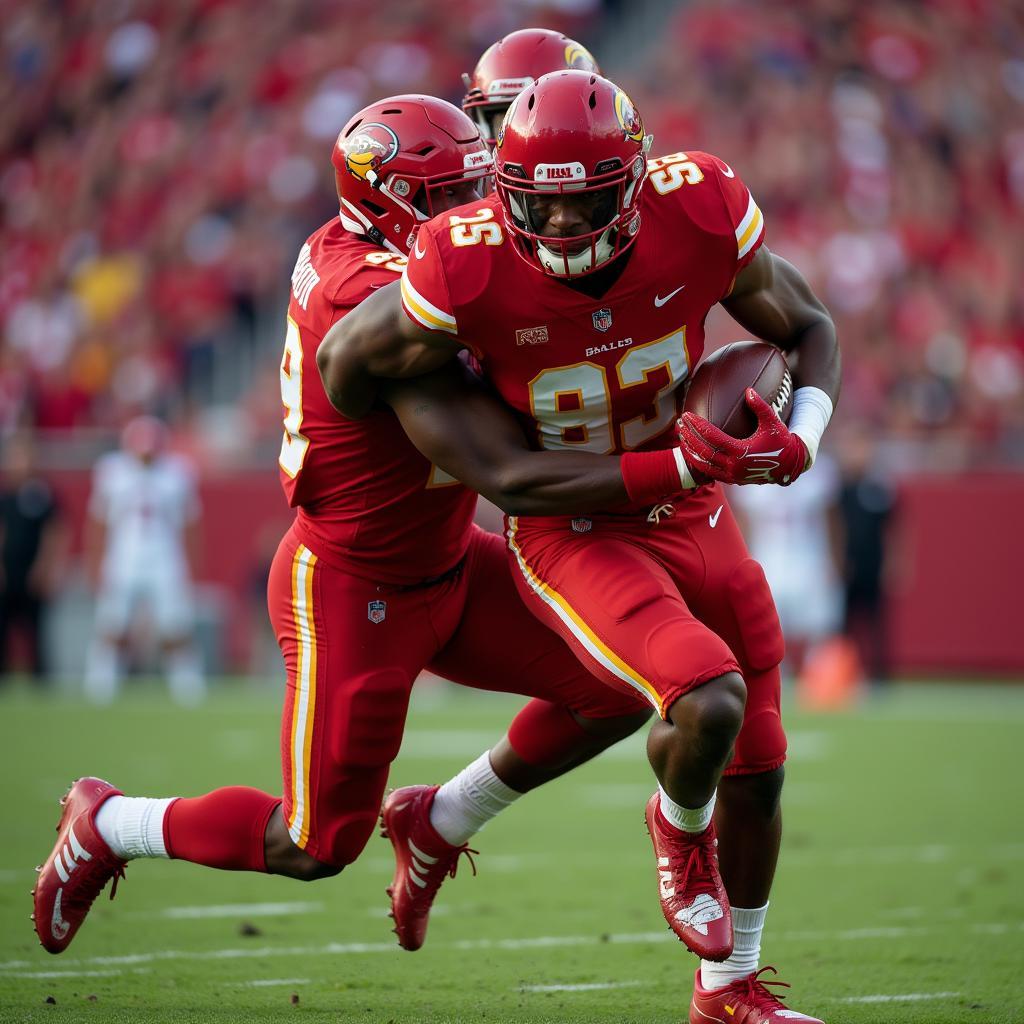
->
xmin=1 ymin=680 xmax=1022 ymax=1023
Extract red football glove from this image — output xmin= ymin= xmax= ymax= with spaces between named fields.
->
xmin=678 ymin=388 xmax=809 ymax=486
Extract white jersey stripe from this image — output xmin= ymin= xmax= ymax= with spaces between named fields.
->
xmin=735 ymin=193 xmax=764 ymax=260
xmin=400 ymin=273 xmax=458 ymax=334
xmin=287 ymin=546 xmax=317 ymax=847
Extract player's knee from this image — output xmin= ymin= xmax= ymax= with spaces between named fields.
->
xmin=263 ymin=807 xmax=344 ymax=880
xmin=266 ymin=835 xmax=343 ymax=881
xmin=669 ymin=671 xmax=746 ymax=749
xmin=283 ymin=849 xmax=343 ymax=882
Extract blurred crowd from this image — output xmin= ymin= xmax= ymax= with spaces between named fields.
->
xmin=0 ymin=0 xmax=606 ymax=466
xmin=3 ymin=1 xmax=1023 ymax=471
xmin=2 ymin=0 xmax=1022 ymax=469
xmin=636 ymin=0 xmax=1024 ymax=469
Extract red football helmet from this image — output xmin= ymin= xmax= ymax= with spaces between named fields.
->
xmin=494 ymin=71 xmax=651 ymax=279
xmin=333 ymin=95 xmax=493 ymax=255
xmin=462 ymin=28 xmax=600 ymax=147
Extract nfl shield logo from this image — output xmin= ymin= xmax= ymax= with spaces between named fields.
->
xmin=367 ymin=599 xmax=386 ymax=624
xmin=592 ymin=308 xmax=613 ymax=332
xmin=571 ymin=518 xmax=592 ymax=534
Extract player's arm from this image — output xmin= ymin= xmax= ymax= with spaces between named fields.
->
xmin=680 ymin=246 xmax=840 ymax=486
xmin=722 ymin=245 xmax=840 ymax=412
xmin=382 ymin=362 xmax=691 ymax=515
xmin=316 ymin=280 xmax=462 ymax=420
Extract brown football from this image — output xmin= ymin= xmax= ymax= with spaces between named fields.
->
xmin=683 ymin=341 xmax=793 ymax=438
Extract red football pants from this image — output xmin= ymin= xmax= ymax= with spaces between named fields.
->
xmin=267 ymin=522 xmax=645 ymax=867
xmin=505 ymin=483 xmax=787 ymax=776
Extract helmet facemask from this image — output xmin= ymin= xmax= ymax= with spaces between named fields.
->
xmin=498 ymin=157 xmax=646 ymax=278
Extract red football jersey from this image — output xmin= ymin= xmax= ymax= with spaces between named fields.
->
xmin=401 ymin=150 xmax=764 ymax=462
xmin=281 ymin=219 xmax=476 ymax=584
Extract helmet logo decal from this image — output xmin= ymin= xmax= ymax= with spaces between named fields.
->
xmin=614 ymin=90 xmax=644 ymax=142
xmin=488 ymin=76 xmax=533 ymax=95
xmin=464 ymin=150 xmax=493 ymax=171
xmin=534 ymin=162 xmax=586 ymax=183
xmin=341 ymin=123 xmax=400 ymax=183
xmin=564 ymin=43 xmax=597 ymax=70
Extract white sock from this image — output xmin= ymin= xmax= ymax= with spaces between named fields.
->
xmin=658 ymin=785 xmax=716 ymax=834
xmin=429 ymin=752 xmax=522 ymax=846
xmin=94 ymin=796 xmax=176 ymax=860
xmin=701 ymin=903 xmax=769 ymax=990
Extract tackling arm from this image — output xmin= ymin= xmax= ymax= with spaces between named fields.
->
xmin=316 ymin=280 xmax=463 ymax=420
xmin=382 ymin=363 xmax=642 ymax=516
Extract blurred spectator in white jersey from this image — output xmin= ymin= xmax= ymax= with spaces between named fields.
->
xmin=0 ymin=434 xmax=67 ymax=680
xmin=729 ymin=453 xmax=844 ymax=679
xmin=83 ymin=416 xmax=204 ymax=705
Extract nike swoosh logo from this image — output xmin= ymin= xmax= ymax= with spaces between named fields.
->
xmin=709 ymin=504 xmax=723 ymax=528
xmin=51 ymin=887 xmax=69 ymax=941
xmin=413 ymin=239 xmax=427 ymax=260
xmin=653 ymin=285 xmax=685 ymax=308
xmin=720 ymin=161 xmax=735 ymax=178
xmin=743 ymin=448 xmax=784 ymax=458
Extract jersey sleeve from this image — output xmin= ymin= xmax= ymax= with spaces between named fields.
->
xmin=399 ymin=226 xmax=459 ymax=336
xmin=690 ymin=151 xmax=766 ymax=272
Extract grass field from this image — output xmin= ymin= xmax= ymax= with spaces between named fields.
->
xmin=1 ymin=680 xmax=1022 ymax=1024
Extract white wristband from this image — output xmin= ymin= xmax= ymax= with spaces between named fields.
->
xmin=789 ymin=386 xmax=833 ymax=466
xmin=673 ymin=448 xmax=697 ymax=490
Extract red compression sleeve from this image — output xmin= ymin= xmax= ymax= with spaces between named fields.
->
xmin=164 ymin=787 xmax=281 ymax=872
xmin=619 ymin=449 xmax=686 ymax=504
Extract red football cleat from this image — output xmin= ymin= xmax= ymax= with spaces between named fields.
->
xmin=645 ymin=791 xmax=732 ymax=960
xmin=32 ymin=778 xmax=127 ymax=954
xmin=690 ymin=966 xmax=825 ymax=1023
xmin=379 ymin=785 xmax=476 ymax=951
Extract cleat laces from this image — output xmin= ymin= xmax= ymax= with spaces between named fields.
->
xmin=66 ymin=861 xmax=126 ymax=914
xmin=439 ymin=844 xmax=478 ymax=885
xmin=666 ymin=826 xmax=717 ymax=893
xmin=733 ymin=965 xmax=792 ymax=1012
xmin=411 ymin=844 xmax=478 ymax=904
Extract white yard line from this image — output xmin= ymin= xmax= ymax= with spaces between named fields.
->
xmin=2 ymin=969 xmax=131 ymax=979
xmin=161 ymin=901 xmax=322 ymax=919
xmin=3 ymin=920 xmax=1021 ymax=975
xmin=836 ymin=992 xmax=960 ymax=1004
xmin=521 ymin=981 xmax=643 ymax=993
xmin=241 ymin=978 xmax=310 ymax=988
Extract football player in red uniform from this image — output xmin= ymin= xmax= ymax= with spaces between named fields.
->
xmin=318 ymin=73 xmax=840 ymax=1023
xmin=32 ymin=95 xmax=685 ymax=960
xmin=462 ymin=27 xmax=600 ymax=147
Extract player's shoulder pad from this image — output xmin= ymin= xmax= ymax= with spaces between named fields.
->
xmin=647 ymin=150 xmax=761 ymax=252
xmin=293 ymin=223 xmax=408 ymax=315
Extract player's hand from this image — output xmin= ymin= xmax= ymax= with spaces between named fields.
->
xmin=677 ymin=388 xmax=809 ymax=486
